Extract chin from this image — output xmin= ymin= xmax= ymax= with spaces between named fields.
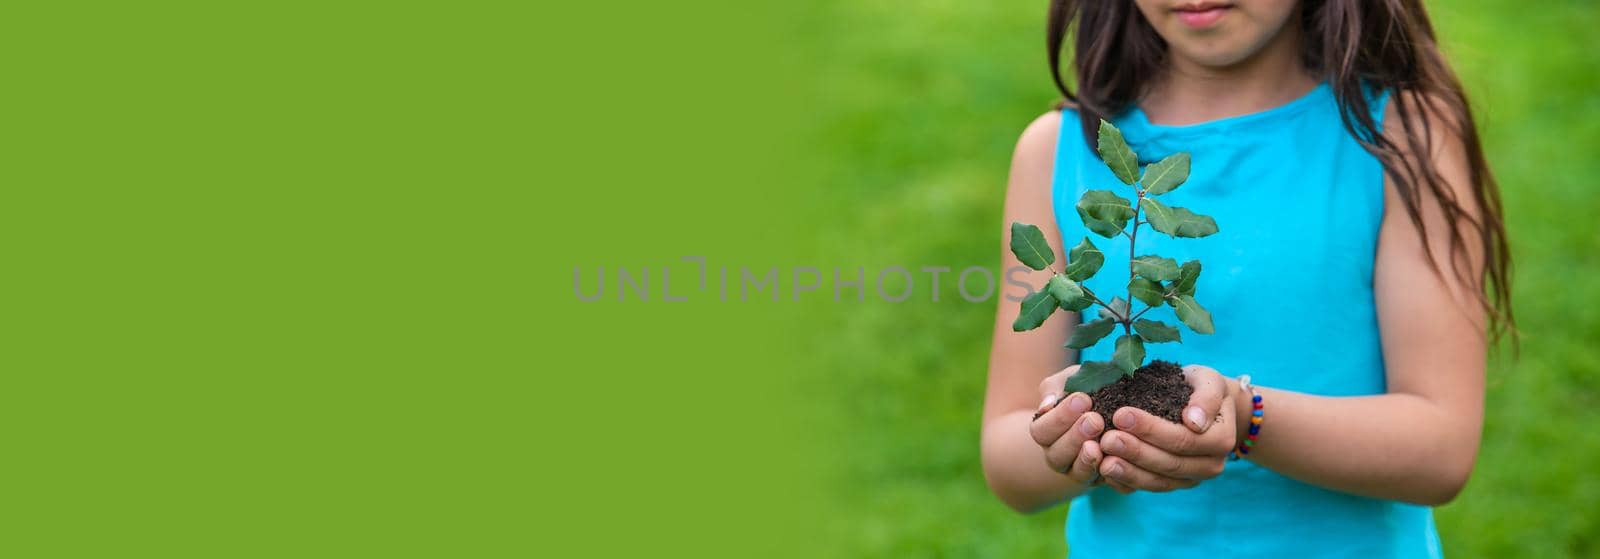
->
xmin=1171 ymin=45 xmax=1257 ymax=68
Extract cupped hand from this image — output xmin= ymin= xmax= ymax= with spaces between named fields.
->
xmin=1030 ymin=365 xmax=1108 ymax=487
xmin=1096 ymin=365 xmax=1237 ymax=492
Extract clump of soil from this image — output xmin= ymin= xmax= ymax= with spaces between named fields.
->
xmin=1089 ymin=360 xmax=1191 ymax=424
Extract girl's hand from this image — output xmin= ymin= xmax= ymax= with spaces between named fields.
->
xmin=1097 ymin=365 xmax=1236 ymax=492
xmin=1030 ymin=365 xmax=1109 ymax=488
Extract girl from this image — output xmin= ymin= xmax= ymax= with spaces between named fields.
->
xmin=980 ymin=0 xmax=1511 ymax=556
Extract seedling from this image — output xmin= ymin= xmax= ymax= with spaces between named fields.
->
xmin=1011 ymin=120 xmax=1219 ymax=417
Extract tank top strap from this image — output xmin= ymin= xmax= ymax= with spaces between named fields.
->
xmin=1363 ymin=82 xmax=1393 ymax=135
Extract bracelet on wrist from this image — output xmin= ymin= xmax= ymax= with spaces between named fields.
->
xmin=1229 ymin=375 xmax=1264 ymax=461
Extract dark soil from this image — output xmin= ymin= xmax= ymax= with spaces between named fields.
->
xmin=1089 ymin=360 xmax=1192 ymax=424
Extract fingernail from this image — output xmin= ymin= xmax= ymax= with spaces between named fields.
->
xmin=1186 ymin=406 xmax=1208 ymax=431
xmin=1066 ymin=393 xmax=1090 ymax=413
xmin=1103 ymin=434 xmax=1124 ymax=454
xmin=1078 ymin=414 xmax=1100 ymax=438
xmin=1037 ymin=393 xmax=1060 ymax=414
xmin=1107 ymin=462 xmax=1124 ymax=478
xmin=1115 ymin=409 xmax=1137 ymax=430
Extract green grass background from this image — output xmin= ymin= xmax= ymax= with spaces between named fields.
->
xmin=801 ymin=0 xmax=1600 ymax=556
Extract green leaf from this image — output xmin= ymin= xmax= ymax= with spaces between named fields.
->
xmin=1112 ymin=335 xmax=1145 ymax=373
xmin=1128 ymin=277 xmax=1165 ymax=307
xmin=1064 ymin=237 xmax=1105 ymax=281
xmin=1131 ymin=255 xmax=1180 ymax=281
xmin=1140 ymin=198 xmax=1219 ymax=238
xmin=1009 ymin=222 xmax=1055 ymax=271
xmin=1012 ymin=290 xmax=1058 ymax=332
xmin=1077 ymin=190 xmax=1136 ymax=224
xmin=1065 ymin=361 xmax=1126 ymax=394
xmin=1077 ymin=210 xmax=1125 ymax=239
xmin=1173 ymin=260 xmax=1201 ymax=295
xmin=1046 ymin=275 xmax=1089 ymax=311
xmin=1063 ymin=317 xmax=1117 ymax=349
xmin=1099 ymin=296 xmax=1129 ymax=321
xmin=1060 ymin=294 xmax=1094 ymax=312
xmin=1140 ymin=152 xmax=1190 ymax=195
xmin=1132 ymin=319 xmax=1182 ymax=343
xmin=1171 ymin=294 xmax=1215 ymax=335
xmin=1096 ymin=120 xmax=1139 ymax=185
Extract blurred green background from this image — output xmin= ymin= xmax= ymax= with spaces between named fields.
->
xmin=801 ymin=0 xmax=1600 ymax=556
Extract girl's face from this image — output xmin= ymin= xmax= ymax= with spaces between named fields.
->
xmin=1132 ymin=1 xmax=1300 ymax=68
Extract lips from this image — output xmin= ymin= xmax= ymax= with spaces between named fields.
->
xmin=1172 ymin=2 xmax=1231 ymax=29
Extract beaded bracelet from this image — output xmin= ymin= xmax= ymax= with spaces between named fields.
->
xmin=1229 ymin=375 xmax=1264 ymax=461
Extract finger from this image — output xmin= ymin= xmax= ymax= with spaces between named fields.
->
xmin=1061 ymin=439 xmax=1104 ymax=485
xmin=1044 ymin=411 xmax=1104 ymax=472
xmin=1099 ymin=456 xmax=1198 ymax=493
xmin=1112 ymin=406 xmax=1231 ymax=458
xmin=1035 ymin=393 xmax=1061 ymax=419
xmin=1038 ymin=364 xmax=1079 ymax=397
xmin=1100 ymin=430 xmax=1225 ymax=481
xmin=1034 ymin=365 xmax=1080 ymax=418
xmin=1104 ymin=477 xmax=1134 ymax=494
xmin=1180 ymin=365 xmax=1226 ymax=433
xmin=1080 ymin=440 xmax=1105 ymax=485
xmin=1030 ymin=391 xmax=1093 ymax=446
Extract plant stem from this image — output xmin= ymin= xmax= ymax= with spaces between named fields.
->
xmin=1123 ymin=189 xmax=1144 ymax=335
xmin=1129 ymin=304 xmax=1154 ymax=322
xmin=1080 ymin=287 xmax=1127 ymax=322
xmin=1129 ymin=285 xmax=1181 ymax=323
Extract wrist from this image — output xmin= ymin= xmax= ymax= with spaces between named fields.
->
xmin=1230 ymin=377 xmax=1252 ymax=445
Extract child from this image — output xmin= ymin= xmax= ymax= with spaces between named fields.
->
xmin=980 ymin=1 xmax=1511 ymax=556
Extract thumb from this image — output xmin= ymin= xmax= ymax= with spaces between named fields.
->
xmin=1180 ymin=365 xmax=1226 ymax=433
xmin=1035 ymin=364 xmax=1080 ymax=417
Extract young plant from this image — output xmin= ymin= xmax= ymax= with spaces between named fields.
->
xmin=1010 ymin=120 xmax=1219 ymax=394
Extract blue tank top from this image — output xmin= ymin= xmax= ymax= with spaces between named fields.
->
xmin=1050 ymin=83 xmax=1443 ymax=558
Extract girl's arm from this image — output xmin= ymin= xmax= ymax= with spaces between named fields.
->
xmin=1222 ymin=96 xmax=1487 ymax=505
xmin=1118 ymin=96 xmax=1487 ymax=506
xmin=980 ymin=111 xmax=1105 ymax=512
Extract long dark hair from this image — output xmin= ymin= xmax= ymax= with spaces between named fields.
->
xmin=1046 ymin=0 xmax=1514 ymax=342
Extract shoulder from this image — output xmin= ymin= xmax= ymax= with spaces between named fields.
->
xmin=1008 ymin=110 xmax=1066 ymax=199
xmin=1379 ymin=89 xmax=1473 ymax=166
xmin=1015 ymin=110 xmax=1064 ymax=160
xmin=1377 ymin=89 xmax=1479 ymax=211
xmin=1011 ymin=108 xmax=1085 ymax=179
xmin=1003 ymin=110 xmax=1070 ymax=229
xmin=1374 ymin=87 xmax=1488 ymax=291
